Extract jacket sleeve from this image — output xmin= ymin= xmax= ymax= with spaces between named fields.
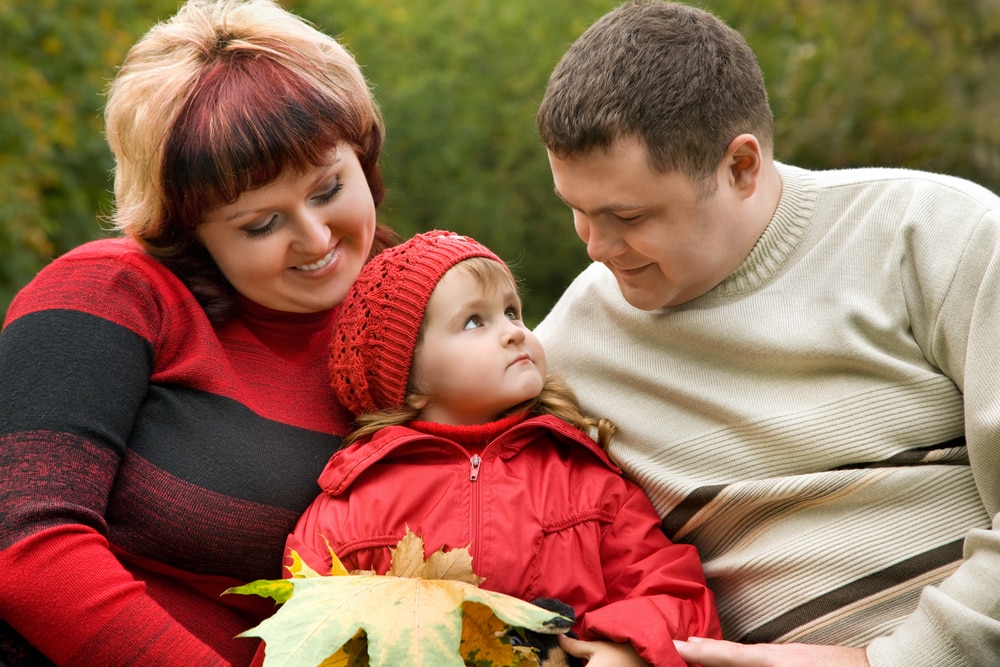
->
xmin=0 ymin=255 xmax=229 ymax=666
xmin=579 ymin=481 xmax=722 ymax=667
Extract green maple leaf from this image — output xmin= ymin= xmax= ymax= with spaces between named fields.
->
xmin=227 ymin=530 xmax=571 ymax=667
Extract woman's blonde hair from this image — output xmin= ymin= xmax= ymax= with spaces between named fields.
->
xmin=104 ymin=0 xmax=394 ymax=320
xmin=342 ymin=257 xmax=617 ymax=448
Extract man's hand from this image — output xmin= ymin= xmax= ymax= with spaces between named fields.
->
xmin=673 ymin=637 xmax=870 ymax=667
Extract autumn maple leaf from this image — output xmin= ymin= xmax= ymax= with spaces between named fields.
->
xmin=226 ymin=529 xmax=572 ymax=667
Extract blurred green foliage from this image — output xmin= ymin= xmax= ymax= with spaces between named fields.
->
xmin=2 ymin=0 xmax=998 ymax=325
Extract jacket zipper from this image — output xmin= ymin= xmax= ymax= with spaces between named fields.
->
xmin=469 ymin=453 xmax=483 ymax=566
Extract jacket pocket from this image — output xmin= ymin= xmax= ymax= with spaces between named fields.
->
xmin=525 ymin=509 xmax=616 ymax=613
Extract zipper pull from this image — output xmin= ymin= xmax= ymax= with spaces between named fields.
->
xmin=469 ymin=454 xmax=482 ymax=481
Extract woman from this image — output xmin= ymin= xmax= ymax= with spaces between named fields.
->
xmin=0 ymin=1 xmax=396 ymax=664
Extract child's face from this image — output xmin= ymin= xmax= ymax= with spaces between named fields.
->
xmin=408 ymin=263 xmax=546 ymax=425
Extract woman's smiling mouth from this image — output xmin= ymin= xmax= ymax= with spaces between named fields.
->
xmin=295 ymin=247 xmax=337 ymax=271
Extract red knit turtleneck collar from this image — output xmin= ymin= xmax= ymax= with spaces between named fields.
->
xmin=233 ymin=296 xmax=336 ymax=348
xmin=409 ymin=411 xmax=530 ymax=451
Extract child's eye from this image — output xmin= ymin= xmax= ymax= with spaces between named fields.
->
xmin=505 ymin=307 xmax=521 ymax=321
xmin=463 ymin=315 xmax=484 ymax=330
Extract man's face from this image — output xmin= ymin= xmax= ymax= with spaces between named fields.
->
xmin=547 ymin=137 xmax=753 ymax=310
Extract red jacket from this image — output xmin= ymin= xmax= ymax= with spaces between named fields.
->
xmin=288 ymin=412 xmax=721 ymax=665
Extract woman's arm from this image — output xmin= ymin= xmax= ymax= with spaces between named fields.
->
xmin=0 ymin=255 xmax=230 ymax=665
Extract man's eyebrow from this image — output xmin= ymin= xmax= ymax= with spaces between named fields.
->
xmin=552 ymin=187 xmax=641 ymax=216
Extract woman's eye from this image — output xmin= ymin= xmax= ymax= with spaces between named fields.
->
xmin=314 ymin=182 xmax=343 ymax=204
xmin=244 ymin=215 xmax=279 ymax=239
xmin=463 ymin=315 xmax=484 ymax=330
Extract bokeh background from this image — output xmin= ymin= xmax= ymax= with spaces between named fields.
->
xmin=3 ymin=0 xmax=998 ymax=325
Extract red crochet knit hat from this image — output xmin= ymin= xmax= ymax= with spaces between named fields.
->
xmin=330 ymin=230 xmax=506 ymax=416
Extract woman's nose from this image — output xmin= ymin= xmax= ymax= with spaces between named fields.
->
xmin=294 ymin=211 xmax=331 ymax=254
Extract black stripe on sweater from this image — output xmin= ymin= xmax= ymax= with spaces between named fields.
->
xmin=0 ymin=309 xmax=152 ymax=453
xmin=831 ymin=436 xmax=967 ymax=470
xmin=129 ymin=384 xmax=338 ymax=509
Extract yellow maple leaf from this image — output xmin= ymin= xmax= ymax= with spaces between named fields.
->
xmin=389 ymin=528 xmax=485 ymax=586
xmin=460 ymin=601 xmax=540 ymax=667
xmin=227 ymin=529 xmax=570 ymax=667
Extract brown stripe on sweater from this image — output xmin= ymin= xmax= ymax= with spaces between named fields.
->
xmin=738 ymin=539 xmax=964 ymax=643
xmin=831 ymin=436 xmax=967 ymax=470
xmin=661 ymin=483 xmax=727 ymax=536
xmin=661 ymin=435 xmax=967 ymax=537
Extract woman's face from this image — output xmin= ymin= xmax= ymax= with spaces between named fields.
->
xmin=197 ymin=142 xmax=376 ymax=313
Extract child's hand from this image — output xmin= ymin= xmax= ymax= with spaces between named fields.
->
xmin=557 ymin=634 xmax=649 ymax=666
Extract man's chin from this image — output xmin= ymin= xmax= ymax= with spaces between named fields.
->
xmin=616 ymin=280 xmax=690 ymax=311
xmin=618 ymin=286 xmax=664 ymax=311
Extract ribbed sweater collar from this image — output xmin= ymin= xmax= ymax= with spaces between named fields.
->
xmin=709 ymin=163 xmax=818 ymax=297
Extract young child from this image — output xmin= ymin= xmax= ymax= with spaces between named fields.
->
xmin=287 ymin=230 xmax=721 ymax=665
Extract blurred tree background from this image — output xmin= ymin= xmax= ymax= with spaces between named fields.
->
xmin=2 ymin=0 xmax=998 ymax=325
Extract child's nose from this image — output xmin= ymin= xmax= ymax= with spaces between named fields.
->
xmin=503 ymin=322 xmax=526 ymax=345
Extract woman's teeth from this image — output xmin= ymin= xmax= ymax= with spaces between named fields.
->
xmin=296 ymin=248 xmax=335 ymax=271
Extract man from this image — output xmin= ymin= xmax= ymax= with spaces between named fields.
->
xmin=534 ymin=1 xmax=1000 ymax=666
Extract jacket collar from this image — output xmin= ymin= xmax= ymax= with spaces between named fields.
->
xmin=318 ymin=413 xmax=619 ymax=495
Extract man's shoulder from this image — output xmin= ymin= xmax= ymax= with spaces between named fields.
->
xmin=794 ymin=163 xmax=999 ymax=205
xmin=535 ymin=262 xmax=617 ymax=339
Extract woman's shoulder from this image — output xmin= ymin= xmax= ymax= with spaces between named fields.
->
xmin=55 ymin=237 xmax=173 ymax=277
xmin=6 ymin=237 xmax=200 ymax=337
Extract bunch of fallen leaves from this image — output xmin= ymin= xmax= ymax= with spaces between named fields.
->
xmin=226 ymin=529 xmax=572 ymax=666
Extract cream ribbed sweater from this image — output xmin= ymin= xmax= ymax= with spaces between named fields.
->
xmin=535 ymin=163 xmax=1000 ymax=667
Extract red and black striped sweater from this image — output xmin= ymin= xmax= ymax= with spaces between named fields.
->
xmin=0 ymin=238 xmax=351 ymax=666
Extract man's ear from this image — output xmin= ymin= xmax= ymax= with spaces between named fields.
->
xmin=725 ymin=133 xmax=762 ymax=195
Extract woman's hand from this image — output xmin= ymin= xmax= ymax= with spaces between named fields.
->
xmin=557 ymin=634 xmax=649 ymax=666
xmin=673 ymin=637 xmax=870 ymax=667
